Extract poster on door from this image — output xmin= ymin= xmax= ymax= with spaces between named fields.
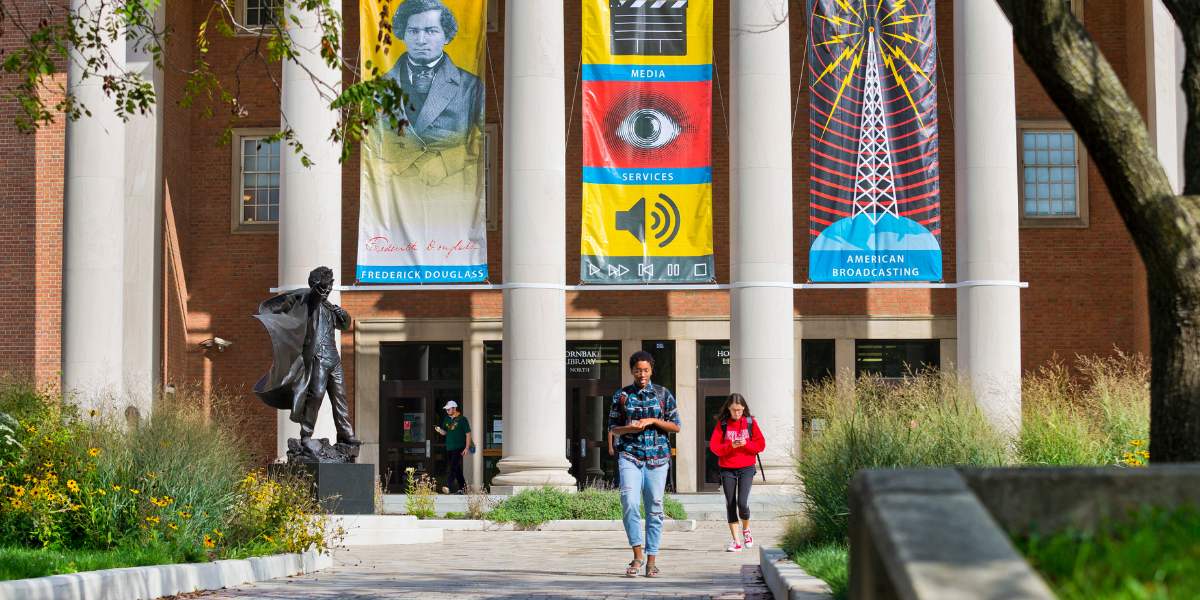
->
xmin=356 ymin=0 xmax=488 ymax=283
xmin=580 ymin=0 xmax=715 ymax=283
xmin=807 ymin=0 xmax=942 ymax=282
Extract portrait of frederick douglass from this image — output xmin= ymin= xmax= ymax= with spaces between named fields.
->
xmin=382 ymin=0 xmax=484 ymax=163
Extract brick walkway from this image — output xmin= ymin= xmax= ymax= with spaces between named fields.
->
xmin=189 ymin=523 xmax=779 ymax=599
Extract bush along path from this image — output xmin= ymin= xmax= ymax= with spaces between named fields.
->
xmin=780 ymin=354 xmax=1152 ymax=600
xmin=469 ymin=485 xmax=687 ymax=528
xmin=0 ymin=377 xmax=340 ymax=581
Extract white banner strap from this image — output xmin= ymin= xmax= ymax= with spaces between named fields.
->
xmin=272 ymin=280 xmax=1028 ymax=293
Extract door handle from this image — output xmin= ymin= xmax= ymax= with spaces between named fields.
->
xmin=426 ymin=439 xmax=431 ymax=458
xmin=580 ymin=438 xmax=587 ymax=457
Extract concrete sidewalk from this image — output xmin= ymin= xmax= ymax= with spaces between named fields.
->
xmin=187 ymin=522 xmax=779 ymax=599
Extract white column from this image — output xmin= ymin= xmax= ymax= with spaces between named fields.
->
xmin=63 ymin=1 xmax=125 ymax=410
xmin=278 ymin=1 xmax=343 ymax=456
xmin=465 ymin=339 xmax=485 ymax=486
xmin=729 ymin=0 xmax=795 ymax=486
xmin=674 ymin=340 xmax=698 ymax=493
xmin=493 ymin=0 xmax=574 ymax=488
xmin=124 ymin=16 xmax=166 ymax=413
xmin=954 ymin=0 xmax=1022 ymax=435
xmin=1149 ymin=0 xmax=1181 ymax=193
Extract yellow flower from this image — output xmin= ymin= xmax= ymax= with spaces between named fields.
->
xmin=43 ymin=461 xmax=53 ymax=468
xmin=213 ymin=529 xmax=223 ymax=537
xmin=178 ymin=511 xmax=192 ymax=518
xmin=167 ymin=523 xmax=178 ymax=531
xmin=9 ymin=499 xmax=21 ymax=509
xmin=67 ymin=480 xmax=79 ymax=492
xmin=163 ymin=495 xmax=173 ymax=504
xmin=1122 ymin=453 xmax=1134 ymax=459
xmin=12 ymin=486 xmax=24 ymax=497
xmin=184 ymin=504 xmax=192 ymax=509
xmin=145 ymin=516 xmax=160 ymax=524
xmin=1137 ymin=451 xmax=1150 ymax=458
xmin=95 ymin=489 xmax=106 ymax=496
xmin=71 ymin=505 xmax=81 ymax=511
xmin=130 ymin=489 xmax=139 ymax=495
xmin=203 ymin=535 xmax=215 ymax=548
xmin=43 ymin=436 xmax=52 ymax=445
xmin=146 ymin=473 xmax=157 ymax=479
xmin=262 ymin=534 xmax=274 ymax=543
xmin=25 ymin=425 xmax=36 ymax=433
xmin=88 ymin=410 xmax=98 ymax=416
xmin=88 ymin=448 xmax=100 ymax=457
xmin=161 ymin=441 xmax=171 ymax=447
xmin=111 ymin=485 xmax=120 ymax=491
xmin=1131 ymin=440 xmax=1147 ymax=446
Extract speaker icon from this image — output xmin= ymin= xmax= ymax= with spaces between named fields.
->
xmin=614 ymin=193 xmax=681 ymax=248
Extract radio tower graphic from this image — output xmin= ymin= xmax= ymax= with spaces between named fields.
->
xmin=852 ymin=32 xmax=899 ymax=224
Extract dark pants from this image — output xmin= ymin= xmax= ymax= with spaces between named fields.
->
xmin=719 ymin=465 xmax=755 ymax=524
xmin=445 ymin=448 xmax=467 ymax=492
xmin=298 ymin=359 xmax=354 ymax=441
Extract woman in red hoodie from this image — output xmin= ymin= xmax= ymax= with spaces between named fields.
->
xmin=708 ymin=393 xmax=765 ymax=552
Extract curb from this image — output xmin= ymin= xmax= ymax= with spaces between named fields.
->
xmin=759 ymin=547 xmax=833 ymax=600
xmin=0 ymin=548 xmax=332 ymax=600
xmin=413 ymin=519 xmax=698 ymax=532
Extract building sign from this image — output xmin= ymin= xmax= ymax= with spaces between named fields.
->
xmin=357 ymin=0 xmax=488 ymax=282
xmin=807 ymin=0 xmax=941 ymax=282
xmin=580 ymin=0 xmax=715 ymax=283
xmin=566 ymin=342 xmax=622 ymax=379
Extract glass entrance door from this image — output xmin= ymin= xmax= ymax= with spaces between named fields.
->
xmin=567 ymin=380 xmax=621 ymax=485
xmin=697 ymin=379 xmax=730 ymax=492
xmin=379 ymin=343 xmax=463 ymax=493
xmin=565 ymin=341 xmax=622 ymax=487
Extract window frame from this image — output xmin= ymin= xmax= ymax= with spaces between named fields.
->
xmin=487 ymin=0 xmax=499 ymax=32
xmin=1017 ymin=118 xmax=1090 ymax=229
xmin=485 ymin=124 xmax=499 ymax=231
xmin=230 ymin=128 xmax=281 ymax=234
xmin=236 ymin=0 xmax=281 ymax=35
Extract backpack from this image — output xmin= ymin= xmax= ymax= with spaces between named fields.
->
xmin=720 ymin=417 xmax=766 ymax=481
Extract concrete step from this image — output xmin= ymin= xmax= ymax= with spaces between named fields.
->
xmin=381 ymin=493 xmax=803 ymax=521
xmin=327 ymin=514 xmax=443 ymax=545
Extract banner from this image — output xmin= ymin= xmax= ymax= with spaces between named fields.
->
xmin=807 ymin=0 xmax=941 ymax=282
xmin=357 ymin=0 xmax=487 ymax=283
xmin=581 ymin=0 xmax=714 ymax=283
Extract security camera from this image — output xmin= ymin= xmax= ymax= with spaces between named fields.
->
xmin=206 ymin=337 xmax=234 ymax=352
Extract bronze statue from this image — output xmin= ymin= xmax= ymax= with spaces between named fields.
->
xmin=254 ymin=266 xmax=363 ymax=462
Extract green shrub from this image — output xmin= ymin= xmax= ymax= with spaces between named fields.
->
xmin=796 ymin=354 xmax=1151 ymax=547
xmin=0 ymin=376 xmax=335 ymax=571
xmin=798 ymin=371 xmax=1007 ymax=545
xmin=485 ymin=484 xmax=687 ymax=527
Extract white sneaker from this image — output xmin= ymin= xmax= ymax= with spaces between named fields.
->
xmin=726 ymin=541 xmax=743 ymax=552
xmin=743 ymin=530 xmax=754 ymax=548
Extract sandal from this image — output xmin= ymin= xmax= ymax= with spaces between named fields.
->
xmin=645 ymin=563 xmax=660 ymax=578
xmin=626 ymin=558 xmax=643 ymax=577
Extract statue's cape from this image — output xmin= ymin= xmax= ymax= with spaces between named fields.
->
xmin=252 ymin=289 xmax=312 ymax=412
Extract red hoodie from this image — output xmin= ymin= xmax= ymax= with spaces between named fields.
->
xmin=708 ymin=417 xmax=766 ymax=469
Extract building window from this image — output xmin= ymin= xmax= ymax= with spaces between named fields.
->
xmin=487 ymin=0 xmax=499 ymax=32
xmin=1018 ymin=119 xmax=1089 ymax=228
xmin=242 ymin=0 xmax=280 ymax=28
xmin=855 ymin=340 xmax=940 ymax=379
xmin=230 ymin=128 xmax=280 ymax=234
xmin=486 ymin=124 xmax=499 ymax=231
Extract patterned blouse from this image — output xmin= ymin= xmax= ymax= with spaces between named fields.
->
xmin=608 ymin=381 xmax=681 ymax=468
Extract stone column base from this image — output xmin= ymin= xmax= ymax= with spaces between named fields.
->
xmin=491 ymin=455 xmax=576 ymax=488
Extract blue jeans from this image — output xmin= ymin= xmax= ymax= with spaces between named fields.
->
xmin=618 ymin=455 xmax=669 ymax=555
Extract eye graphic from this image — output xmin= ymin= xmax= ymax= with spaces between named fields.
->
xmin=615 ymin=108 xmax=682 ymax=150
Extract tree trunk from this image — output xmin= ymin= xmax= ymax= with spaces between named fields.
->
xmin=994 ymin=0 xmax=1200 ymax=461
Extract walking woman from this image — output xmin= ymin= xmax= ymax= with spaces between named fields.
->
xmin=708 ymin=393 xmax=765 ymax=552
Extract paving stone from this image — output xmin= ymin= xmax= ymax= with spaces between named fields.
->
xmin=186 ymin=525 xmax=780 ymax=600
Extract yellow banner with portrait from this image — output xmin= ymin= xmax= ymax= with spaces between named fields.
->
xmin=357 ymin=0 xmax=487 ymax=283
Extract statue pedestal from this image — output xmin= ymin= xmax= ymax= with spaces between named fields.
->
xmin=271 ymin=462 xmax=375 ymax=514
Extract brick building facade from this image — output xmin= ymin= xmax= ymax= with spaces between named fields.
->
xmin=0 ymin=0 xmax=1176 ymax=491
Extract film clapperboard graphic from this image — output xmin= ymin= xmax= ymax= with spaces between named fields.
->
xmin=581 ymin=0 xmax=715 ymax=283
xmin=610 ymin=0 xmax=689 ymax=56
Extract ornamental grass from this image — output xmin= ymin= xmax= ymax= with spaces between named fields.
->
xmin=0 ymin=376 xmax=337 ymax=578
xmin=789 ymin=352 xmax=1151 ymax=548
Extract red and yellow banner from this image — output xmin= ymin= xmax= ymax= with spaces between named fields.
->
xmin=581 ymin=0 xmax=714 ymax=283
